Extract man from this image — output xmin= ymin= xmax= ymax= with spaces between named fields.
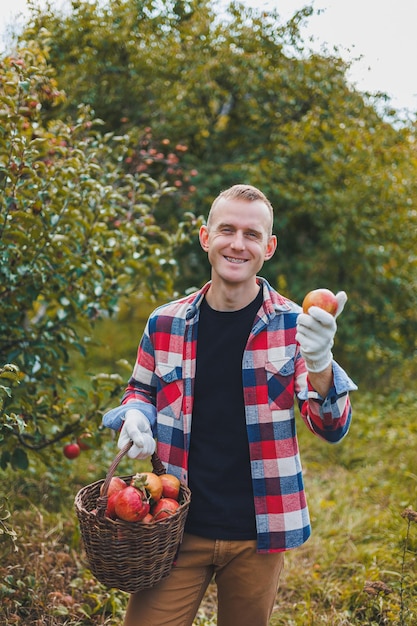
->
xmin=103 ymin=184 xmax=357 ymax=626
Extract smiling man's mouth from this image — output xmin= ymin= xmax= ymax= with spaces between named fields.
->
xmin=224 ymin=256 xmax=248 ymax=264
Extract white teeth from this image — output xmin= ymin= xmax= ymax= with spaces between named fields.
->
xmin=225 ymin=257 xmax=246 ymax=264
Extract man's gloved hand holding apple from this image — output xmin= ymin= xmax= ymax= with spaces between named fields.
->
xmin=296 ymin=291 xmax=347 ymax=373
xmin=117 ymin=408 xmax=156 ymax=459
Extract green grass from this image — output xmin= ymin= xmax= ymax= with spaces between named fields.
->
xmin=1 ymin=313 xmax=416 ymax=625
xmin=269 ymin=390 xmax=417 ymax=625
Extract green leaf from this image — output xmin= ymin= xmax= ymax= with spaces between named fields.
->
xmin=11 ymin=448 xmax=29 ymax=471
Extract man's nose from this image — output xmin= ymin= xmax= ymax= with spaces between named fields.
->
xmin=231 ymin=231 xmax=245 ymax=249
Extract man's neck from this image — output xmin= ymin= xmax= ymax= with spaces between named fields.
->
xmin=205 ymin=279 xmax=260 ymax=312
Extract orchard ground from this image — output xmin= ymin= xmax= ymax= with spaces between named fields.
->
xmin=1 ymin=316 xmax=416 ymax=624
xmin=2 ymin=389 xmax=416 ymax=625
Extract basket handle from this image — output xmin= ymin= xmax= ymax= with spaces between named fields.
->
xmin=96 ymin=442 xmax=166 ymax=517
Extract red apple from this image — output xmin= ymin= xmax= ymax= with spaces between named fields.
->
xmin=100 ymin=476 xmax=127 ymax=498
xmin=114 ymin=486 xmax=150 ymax=522
xmin=105 ymin=492 xmax=119 ymax=519
xmin=160 ymin=474 xmax=181 ymax=500
xmin=77 ymin=432 xmax=93 ymax=450
xmin=63 ymin=442 xmax=80 ymax=459
xmin=302 ymin=289 xmax=338 ymax=316
xmin=151 ymin=498 xmax=180 ymax=521
xmin=131 ymin=472 xmax=163 ymax=503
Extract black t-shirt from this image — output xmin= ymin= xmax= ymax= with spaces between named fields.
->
xmin=185 ymin=288 xmax=263 ymax=540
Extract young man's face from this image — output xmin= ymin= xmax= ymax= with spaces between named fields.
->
xmin=199 ymin=197 xmax=277 ymax=287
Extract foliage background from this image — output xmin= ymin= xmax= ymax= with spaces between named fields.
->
xmin=19 ymin=0 xmax=417 ymax=379
xmin=1 ymin=0 xmax=417 ymax=624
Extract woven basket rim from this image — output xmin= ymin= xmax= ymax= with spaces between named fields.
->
xmin=75 ymin=473 xmax=191 ymax=521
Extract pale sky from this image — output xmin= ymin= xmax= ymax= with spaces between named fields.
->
xmin=1 ymin=0 xmax=416 ymax=115
xmin=244 ymin=0 xmax=417 ymax=115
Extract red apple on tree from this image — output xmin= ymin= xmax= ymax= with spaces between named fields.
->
xmin=63 ymin=442 xmax=80 ymax=459
xmin=302 ymin=289 xmax=338 ymax=316
xmin=77 ymin=432 xmax=93 ymax=450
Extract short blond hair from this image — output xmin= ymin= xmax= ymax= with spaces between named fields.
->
xmin=207 ymin=184 xmax=274 ymax=235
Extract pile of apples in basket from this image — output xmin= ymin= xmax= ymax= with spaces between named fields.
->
xmin=95 ymin=472 xmax=181 ymax=524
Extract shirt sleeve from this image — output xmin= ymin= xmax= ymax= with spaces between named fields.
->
xmin=298 ymin=360 xmax=357 ymax=443
xmin=101 ymin=319 xmax=158 ymax=432
xmin=101 ymin=400 xmax=156 ymax=432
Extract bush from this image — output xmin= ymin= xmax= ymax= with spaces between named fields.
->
xmin=0 ymin=39 xmax=200 ymax=470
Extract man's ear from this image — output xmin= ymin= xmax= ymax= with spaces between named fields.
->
xmin=264 ymin=234 xmax=277 ymax=261
xmin=199 ymin=225 xmax=209 ymax=252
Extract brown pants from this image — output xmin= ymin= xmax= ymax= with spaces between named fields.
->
xmin=124 ymin=533 xmax=284 ymax=626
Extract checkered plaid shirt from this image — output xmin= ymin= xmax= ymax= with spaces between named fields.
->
xmin=103 ymin=278 xmax=356 ymax=552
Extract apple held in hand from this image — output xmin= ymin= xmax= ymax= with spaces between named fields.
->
xmin=302 ymin=288 xmax=338 ymax=316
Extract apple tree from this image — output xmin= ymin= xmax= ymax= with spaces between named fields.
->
xmin=0 ymin=40 xmax=200 ymax=469
xmin=11 ymin=0 xmax=417 ymax=382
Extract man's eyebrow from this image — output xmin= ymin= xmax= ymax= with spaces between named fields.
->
xmin=215 ymin=221 xmax=235 ymax=230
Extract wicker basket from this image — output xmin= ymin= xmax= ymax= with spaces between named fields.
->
xmin=74 ymin=442 xmax=191 ymax=593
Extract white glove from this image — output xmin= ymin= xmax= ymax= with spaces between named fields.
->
xmin=117 ymin=408 xmax=156 ymax=459
xmin=296 ymin=292 xmax=347 ymax=373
